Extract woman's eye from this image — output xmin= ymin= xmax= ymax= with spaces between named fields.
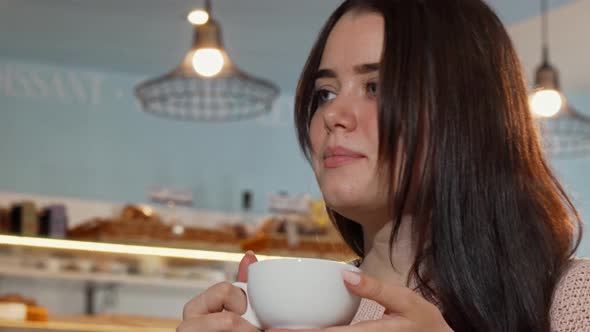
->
xmin=366 ymin=81 xmax=378 ymax=97
xmin=316 ymin=89 xmax=337 ymax=104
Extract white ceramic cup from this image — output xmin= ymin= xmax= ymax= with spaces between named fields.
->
xmin=233 ymin=258 xmax=361 ymax=330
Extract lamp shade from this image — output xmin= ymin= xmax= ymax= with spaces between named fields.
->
xmin=135 ymin=1 xmax=280 ymax=122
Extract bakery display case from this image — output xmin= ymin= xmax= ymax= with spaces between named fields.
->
xmin=0 ymin=236 xmax=231 ymax=332
xmin=0 ymin=295 xmax=181 ymax=332
xmin=0 ymin=195 xmax=356 ymax=332
xmin=0 ymin=315 xmax=179 ymax=332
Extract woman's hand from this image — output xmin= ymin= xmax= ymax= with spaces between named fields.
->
xmin=176 ymin=251 xmax=260 ymax=332
xmin=269 ymin=271 xmax=453 ymax=332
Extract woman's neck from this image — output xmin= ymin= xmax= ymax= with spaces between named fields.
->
xmin=360 ymin=215 xmax=416 ymax=287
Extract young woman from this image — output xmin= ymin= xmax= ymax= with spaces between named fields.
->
xmin=178 ymin=1 xmax=589 ymax=331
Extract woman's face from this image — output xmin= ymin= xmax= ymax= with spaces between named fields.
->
xmin=309 ymin=11 xmax=390 ymax=224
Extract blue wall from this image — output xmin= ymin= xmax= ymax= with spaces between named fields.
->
xmin=0 ymin=59 xmax=319 ymax=213
xmin=549 ymin=92 xmax=590 ymax=255
xmin=0 ymin=58 xmax=588 ymax=255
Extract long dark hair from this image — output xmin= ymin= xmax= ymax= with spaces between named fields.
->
xmin=294 ymin=0 xmax=582 ymax=331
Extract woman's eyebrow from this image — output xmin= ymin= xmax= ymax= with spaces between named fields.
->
xmin=354 ymin=63 xmax=380 ymax=74
xmin=315 ymin=68 xmax=337 ymax=80
xmin=314 ymin=63 xmax=380 ymax=81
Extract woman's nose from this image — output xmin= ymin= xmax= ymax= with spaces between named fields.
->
xmin=322 ymin=95 xmax=358 ymax=133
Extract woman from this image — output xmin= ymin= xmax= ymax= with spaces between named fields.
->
xmin=178 ymin=0 xmax=589 ymax=331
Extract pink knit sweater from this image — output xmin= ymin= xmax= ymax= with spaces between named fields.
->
xmin=351 ymin=258 xmax=590 ymax=331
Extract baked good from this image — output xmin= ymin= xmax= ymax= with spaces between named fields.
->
xmin=241 ymin=215 xmax=356 ymax=261
xmin=0 ymin=303 xmax=26 ymax=321
xmin=0 ymin=294 xmax=48 ymax=322
xmin=120 ymin=205 xmax=162 ymax=223
xmin=68 ymin=215 xmax=243 ymax=252
xmin=26 ymin=305 xmax=48 ymax=322
xmin=0 ymin=294 xmax=36 ymax=306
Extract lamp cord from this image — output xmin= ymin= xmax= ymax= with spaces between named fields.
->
xmin=205 ymin=0 xmax=212 ymax=17
xmin=541 ymin=0 xmax=549 ymax=65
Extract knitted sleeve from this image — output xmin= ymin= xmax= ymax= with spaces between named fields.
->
xmin=550 ymin=258 xmax=590 ymax=332
xmin=351 ymin=298 xmax=385 ymax=324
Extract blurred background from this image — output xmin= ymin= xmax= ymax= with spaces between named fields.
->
xmin=0 ymin=0 xmax=588 ymax=331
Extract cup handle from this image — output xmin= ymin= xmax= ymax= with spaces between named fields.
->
xmin=232 ymin=282 xmax=262 ymax=329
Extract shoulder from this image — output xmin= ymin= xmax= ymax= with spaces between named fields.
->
xmin=550 ymin=258 xmax=590 ymax=331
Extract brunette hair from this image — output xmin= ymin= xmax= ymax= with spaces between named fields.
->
xmin=294 ymin=1 xmax=582 ymax=331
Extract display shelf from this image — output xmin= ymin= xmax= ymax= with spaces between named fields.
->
xmin=0 ymin=234 xmax=354 ymax=262
xmin=0 ymin=235 xmax=284 ymax=262
xmin=0 ymin=317 xmax=177 ymax=332
xmin=0 ymin=265 xmax=215 ymax=290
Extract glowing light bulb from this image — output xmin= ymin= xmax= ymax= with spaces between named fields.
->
xmin=192 ymin=48 xmax=224 ymax=77
xmin=187 ymin=10 xmax=209 ymax=25
xmin=530 ymin=89 xmax=563 ymax=117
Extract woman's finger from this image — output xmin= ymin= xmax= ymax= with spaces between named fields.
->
xmin=341 ymin=270 xmax=420 ymax=316
xmin=238 ymin=250 xmax=258 ymax=282
xmin=182 ymin=281 xmax=248 ymax=319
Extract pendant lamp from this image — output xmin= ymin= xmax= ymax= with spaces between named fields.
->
xmin=135 ymin=0 xmax=280 ymax=122
xmin=530 ymin=0 xmax=590 ymax=158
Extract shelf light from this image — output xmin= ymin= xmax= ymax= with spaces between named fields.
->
xmin=0 ymin=235 xmax=284 ymax=262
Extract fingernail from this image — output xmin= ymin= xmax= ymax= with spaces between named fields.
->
xmin=342 ymin=270 xmax=361 ymax=285
xmin=245 ymin=250 xmax=255 ymax=256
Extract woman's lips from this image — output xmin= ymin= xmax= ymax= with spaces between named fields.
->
xmin=323 ymin=146 xmax=365 ymax=168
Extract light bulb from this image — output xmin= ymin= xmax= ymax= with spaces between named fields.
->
xmin=530 ymin=89 xmax=563 ymax=117
xmin=192 ymin=48 xmax=224 ymax=77
xmin=187 ymin=10 xmax=209 ymax=25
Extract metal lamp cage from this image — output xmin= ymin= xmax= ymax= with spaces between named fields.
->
xmin=135 ymin=0 xmax=280 ymax=122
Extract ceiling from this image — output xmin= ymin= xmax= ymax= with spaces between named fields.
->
xmin=0 ymin=0 xmax=586 ymax=93
xmin=509 ymin=0 xmax=590 ymax=92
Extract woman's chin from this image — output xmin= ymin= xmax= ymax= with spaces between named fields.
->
xmin=324 ymin=196 xmax=366 ymax=219
xmin=323 ymin=192 xmax=390 ymax=224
